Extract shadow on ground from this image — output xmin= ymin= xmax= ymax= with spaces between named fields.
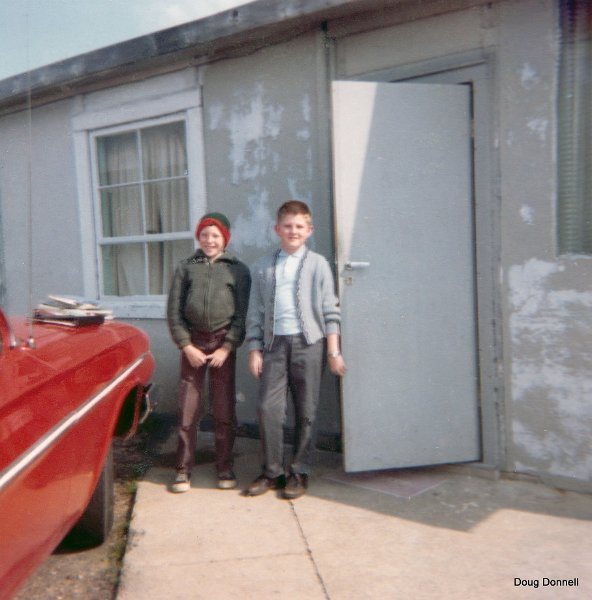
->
xmin=139 ymin=412 xmax=592 ymax=534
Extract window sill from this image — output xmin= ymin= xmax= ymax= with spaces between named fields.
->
xmin=100 ymin=299 xmax=166 ymax=320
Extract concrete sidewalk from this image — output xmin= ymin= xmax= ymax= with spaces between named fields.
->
xmin=117 ymin=435 xmax=591 ymax=599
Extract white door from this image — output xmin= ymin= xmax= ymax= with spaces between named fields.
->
xmin=332 ymin=81 xmax=481 ymax=472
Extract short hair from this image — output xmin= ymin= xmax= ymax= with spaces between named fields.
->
xmin=277 ymin=200 xmax=312 ymax=224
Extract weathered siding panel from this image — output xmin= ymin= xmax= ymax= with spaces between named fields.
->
xmin=333 ymin=0 xmax=591 ymax=489
xmin=334 ymin=3 xmax=494 ymax=77
xmin=498 ymin=1 xmax=592 ymax=489
xmin=0 ymin=0 xmax=588 ymax=488
xmin=0 ymin=99 xmax=83 ymax=315
xmin=202 ymin=30 xmax=333 ymax=265
xmin=201 ymin=30 xmax=339 ymax=430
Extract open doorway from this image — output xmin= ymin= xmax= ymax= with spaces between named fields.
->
xmin=331 ymin=57 xmax=501 ymax=472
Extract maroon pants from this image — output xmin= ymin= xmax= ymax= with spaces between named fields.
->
xmin=176 ymin=329 xmax=236 ymax=475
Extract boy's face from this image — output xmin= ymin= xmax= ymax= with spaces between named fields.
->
xmin=274 ymin=213 xmax=313 ymax=254
xmin=198 ymin=224 xmax=225 ymax=260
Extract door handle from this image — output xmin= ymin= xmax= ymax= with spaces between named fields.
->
xmin=344 ymin=261 xmax=371 ymax=270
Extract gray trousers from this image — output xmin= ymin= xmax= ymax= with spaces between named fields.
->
xmin=258 ymin=335 xmax=324 ymax=478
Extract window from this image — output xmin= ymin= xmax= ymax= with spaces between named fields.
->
xmin=557 ymin=0 xmax=592 ymax=254
xmin=72 ymin=78 xmax=206 ymax=317
xmin=93 ymin=119 xmax=194 ymax=297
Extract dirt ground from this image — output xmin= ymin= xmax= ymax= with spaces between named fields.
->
xmin=14 ymin=432 xmax=154 ymax=600
xmin=12 ymin=416 xmax=242 ymax=600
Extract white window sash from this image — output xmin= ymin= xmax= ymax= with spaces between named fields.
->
xmin=91 ymin=118 xmax=192 ymax=297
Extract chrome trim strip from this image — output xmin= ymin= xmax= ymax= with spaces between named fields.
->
xmin=0 ymin=354 xmax=147 ymax=493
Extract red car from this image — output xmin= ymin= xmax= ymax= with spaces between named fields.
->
xmin=0 ymin=308 xmax=154 ymax=600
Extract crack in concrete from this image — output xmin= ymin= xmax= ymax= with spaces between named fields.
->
xmin=290 ymin=502 xmax=331 ymax=600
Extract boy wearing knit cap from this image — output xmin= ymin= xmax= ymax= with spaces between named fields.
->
xmin=167 ymin=212 xmax=251 ymax=492
xmin=245 ymin=200 xmax=346 ymax=500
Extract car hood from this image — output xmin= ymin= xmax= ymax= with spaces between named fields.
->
xmin=9 ymin=315 xmax=143 ymax=347
xmin=3 ymin=316 xmax=151 ymax=405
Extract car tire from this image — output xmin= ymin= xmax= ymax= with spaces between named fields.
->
xmin=65 ymin=445 xmax=115 ymax=548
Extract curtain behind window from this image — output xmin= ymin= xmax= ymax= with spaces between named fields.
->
xmin=142 ymin=122 xmax=190 ymax=294
xmin=558 ymin=0 xmax=592 ymax=254
xmin=98 ymin=132 xmax=144 ymax=295
xmin=97 ymin=121 xmax=191 ymax=296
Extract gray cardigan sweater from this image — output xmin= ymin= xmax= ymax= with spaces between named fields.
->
xmin=246 ymin=247 xmax=341 ymax=352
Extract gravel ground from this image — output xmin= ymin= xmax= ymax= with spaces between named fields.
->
xmin=12 ymin=416 xmax=255 ymax=600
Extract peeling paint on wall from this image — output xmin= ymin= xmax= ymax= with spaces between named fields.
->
xmin=287 ymin=177 xmax=311 ymax=204
xmin=297 ymin=94 xmax=311 ymax=141
xmin=519 ymin=62 xmax=540 ymax=89
xmin=206 ymin=80 xmax=318 ymax=256
xmin=509 ymin=259 xmax=562 ymax=316
xmin=230 ymin=188 xmax=275 ymax=251
xmin=519 ymin=205 xmax=534 ymax=225
xmin=526 ymin=117 xmax=548 ymax=141
xmin=208 ymin=82 xmax=284 ymax=185
xmin=509 ymin=259 xmax=592 ymax=480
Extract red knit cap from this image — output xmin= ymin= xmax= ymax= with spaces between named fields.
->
xmin=195 ymin=212 xmax=231 ymax=247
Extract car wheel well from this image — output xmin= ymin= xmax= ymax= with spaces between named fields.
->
xmin=113 ymin=386 xmax=140 ymax=438
xmin=113 ymin=382 xmax=153 ymax=438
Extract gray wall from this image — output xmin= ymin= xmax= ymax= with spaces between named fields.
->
xmin=200 ymin=30 xmax=340 ymax=433
xmin=497 ymin=1 xmax=592 ymax=490
xmin=0 ymin=99 xmax=84 ymax=314
xmin=0 ymin=31 xmax=341 ymax=438
xmin=330 ymin=0 xmax=592 ymax=490
xmin=1 ymin=0 xmax=590 ymax=489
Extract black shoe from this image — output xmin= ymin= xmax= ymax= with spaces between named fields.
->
xmin=283 ymin=473 xmax=308 ymax=499
xmin=245 ymin=473 xmax=285 ymax=496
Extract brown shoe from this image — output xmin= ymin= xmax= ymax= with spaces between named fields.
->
xmin=283 ymin=473 xmax=308 ymax=499
xmin=245 ymin=474 xmax=285 ymax=496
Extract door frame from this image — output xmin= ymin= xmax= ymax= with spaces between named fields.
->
xmin=333 ymin=49 xmax=504 ymax=470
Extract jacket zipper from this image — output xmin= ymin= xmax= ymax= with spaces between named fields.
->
xmin=204 ymin=260 xmax=213 ymax=330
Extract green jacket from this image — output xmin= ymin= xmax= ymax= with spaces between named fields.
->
xmin=167 ymin=249 xmax=251 ymax=350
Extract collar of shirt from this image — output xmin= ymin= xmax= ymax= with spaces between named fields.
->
xmin=278 ymin=246 xmax=306 ymax=261
xmin=277 ymin=246 xmax=305 ymax=280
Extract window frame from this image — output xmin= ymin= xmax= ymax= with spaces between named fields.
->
xmin=90 ymin=115 xmax=193 ymax=299
xmin=73 ymin=89 xmax=206 ymax=318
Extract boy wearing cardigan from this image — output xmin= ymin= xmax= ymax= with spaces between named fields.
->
xmin=245 ymin=200 xmax=346 ymax=499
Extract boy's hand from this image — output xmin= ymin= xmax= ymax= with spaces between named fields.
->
xmin=328 ymin=354 xmax=347 ymax=377
xmin=326 ymin=334 xmax=346 ymax=376
xmin=249 ymin=350 xmax=264 ymax=379
xmin=182 ymin=344 xmax=208 ymax=368
xmin=207 ymin=346 xmax=230 ymax=368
